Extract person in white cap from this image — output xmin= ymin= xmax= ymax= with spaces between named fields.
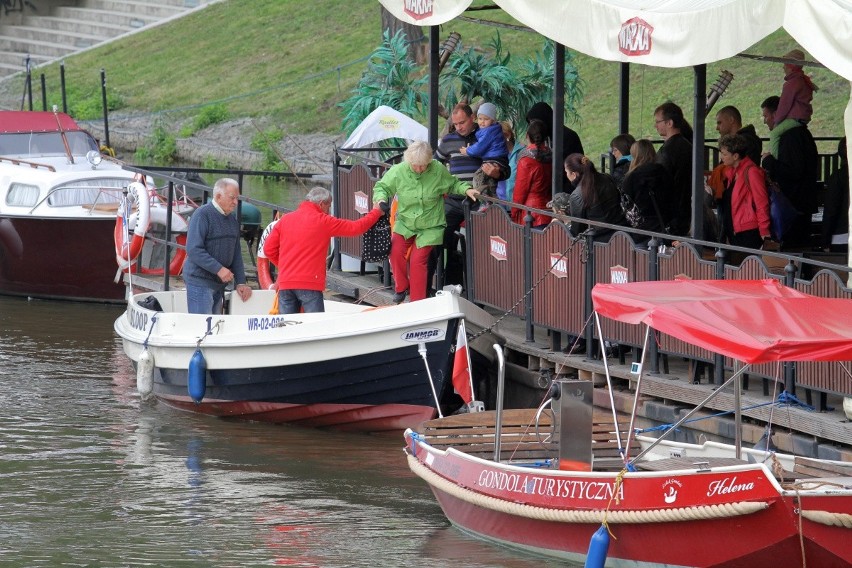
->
xmin=459 ymin=101 xmax=509 ymax=197
xmin=769 ymin=48 xmax=818 ymax=157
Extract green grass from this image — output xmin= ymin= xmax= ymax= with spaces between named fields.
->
xmin=0 ymin=0 xmax=845 ymax=156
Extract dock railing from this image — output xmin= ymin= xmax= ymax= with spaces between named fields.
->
xmin=332 ymin=152 xmax=852 ymax=408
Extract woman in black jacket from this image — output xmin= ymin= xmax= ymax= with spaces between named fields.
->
xmin=564 ymin=153 xmax=625 ymax=242
xmin=621 ymin=139 xmax=675 ymax=244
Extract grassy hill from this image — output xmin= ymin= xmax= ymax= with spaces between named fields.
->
xmin=0 ymin=0 xmax=845 ymax=158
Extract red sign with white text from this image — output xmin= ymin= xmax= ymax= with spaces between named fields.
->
xmin=353 ymin=191 xmax=369 ymax=214
xmin=619 ymin=17 xmax=653 ymax=56
xmin=490 ymin=236 xmax=507 ymax=261
xmin=403 ymin=0 xmax=433 ymax=20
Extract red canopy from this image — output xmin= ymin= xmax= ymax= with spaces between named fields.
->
xmin=592 ymin=279 xmax=852 ymax=364
xmin=0 ymin=111 xmax=81 ymax=134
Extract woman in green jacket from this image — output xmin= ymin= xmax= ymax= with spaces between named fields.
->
xmin=373 ymin=140 xmax=479 ymax=302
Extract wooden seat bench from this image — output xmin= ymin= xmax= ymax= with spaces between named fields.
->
xmin=416 ymin=408 xmax=639 ymax=470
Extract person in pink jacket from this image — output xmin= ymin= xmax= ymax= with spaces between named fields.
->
xmin=263 ymin=186 xmax=382 ymax=313
xmin=713 ymin=134 xmax=773 ymax=250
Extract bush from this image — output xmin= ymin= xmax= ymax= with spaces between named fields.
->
xmin=179 ymin=103 xmax=230 ymax=137
xmin=135 ymin=120 xmax=178 ymax=164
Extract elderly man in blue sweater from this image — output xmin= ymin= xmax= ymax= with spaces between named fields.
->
xmin=183 ymin=177 xmax=253 ymax=314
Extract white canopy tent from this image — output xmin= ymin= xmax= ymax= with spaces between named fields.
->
xmin=341 ymin=105 xmax=428 ymax=148
xmin=379 ymin=0 xmax=852 ymax=251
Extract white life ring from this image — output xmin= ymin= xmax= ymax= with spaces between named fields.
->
xmin=257 ymin=218 xmax=280 ymax=290
xmin=137 ymin=205 xmax=190 ymax=275
xmin=114 ymin=181 xmax=150 ymax=266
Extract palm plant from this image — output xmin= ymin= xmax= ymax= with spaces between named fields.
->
xmin=339 ymin=29 xmax=427 ymax=136
xmin=340 ymin=31 xmax=584 ymax=144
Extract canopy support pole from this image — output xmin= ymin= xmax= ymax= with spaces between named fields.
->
xmin=428 ymin=26 xmax=439 ymax=150
xmin=632 ymin=363 xmax=752 ymax=463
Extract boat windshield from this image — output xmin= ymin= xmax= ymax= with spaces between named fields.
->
xmin=46 ymin=179 xmax=128 ymax=207
xmin=0 ymin=131 xmax=99 ymax=157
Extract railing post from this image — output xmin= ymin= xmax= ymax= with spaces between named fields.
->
xmin=464 ymin=199 xmax=475 ymax=301
xmin=60 ymin=62 xmax=67 ymax=114
xmin=648 ymin=236 xmax=660 ymax=373
xmin=331 ymin=147 xmax=342 ymax=271
xmin=523 ymin=210 xmax=534 ymax=342
xmin=583 ymin=230 xmax=595 ymax=358
xmin=100 ymin=69 xmax=110 ymax=149
xmin=163 ymin=181 xmax=175 ymax=291
xmin=40 ymin=73 xmax=46 ymax=111
xmin=784 ymin=261 xmax=797 ymax=393
xmin=714 ymin=247 xmax=726 ymax=384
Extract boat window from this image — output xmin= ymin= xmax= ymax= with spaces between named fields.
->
xmin=6 ymin=183 xmax=40 ymax=207
xmin=0 ymin=132 xmax=99 ymax=157
xmin=47 ymin=179 xmax=127 ymax=207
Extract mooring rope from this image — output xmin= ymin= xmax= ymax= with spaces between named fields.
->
xmin=406 ymin=454 xmax=768 ymax=524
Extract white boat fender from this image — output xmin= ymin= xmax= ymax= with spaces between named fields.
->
xmin=584 ymin=524 xmax=610 ymax=568
xmin=136 ymin=349 xmax=154 ymax=398
xmin=188 ymin=349 xmax=207 ymax=403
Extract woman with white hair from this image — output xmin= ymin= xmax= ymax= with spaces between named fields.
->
xmin=373 ymin=140 xmax=479 ymax=303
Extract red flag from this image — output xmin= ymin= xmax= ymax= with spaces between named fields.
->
xmin=452 ymin=323 xmax=473 ymax=404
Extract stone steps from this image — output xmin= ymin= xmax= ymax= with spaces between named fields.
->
xmin=0 ymin=0 xmax=213 ymax=79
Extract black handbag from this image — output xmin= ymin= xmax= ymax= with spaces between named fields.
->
xmin=362 ymin=213 xmax=391 ymax=263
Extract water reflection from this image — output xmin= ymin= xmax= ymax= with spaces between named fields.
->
xmin=0 ymin=295 xmax=579 ymax=567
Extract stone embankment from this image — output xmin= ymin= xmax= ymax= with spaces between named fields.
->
xmin=82 ymin=114 xmax=344 ymax=175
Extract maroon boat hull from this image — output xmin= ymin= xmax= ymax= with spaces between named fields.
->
xmin=159 ymin=398 xmax=437 ymax=433
xmin=0 ymin=215 xmax=125 ymax=302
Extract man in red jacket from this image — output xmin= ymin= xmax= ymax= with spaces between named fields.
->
xmin=263 ymin=186 xmax=383 ymax=313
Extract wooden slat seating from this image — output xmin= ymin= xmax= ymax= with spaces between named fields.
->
xmin=794 ymin=456 xmax=852 ymax=479
xmin=416 ymin=408 xmax=640 ymax=470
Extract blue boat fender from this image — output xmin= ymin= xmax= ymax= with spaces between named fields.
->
xmin=136 ymin=349 xmax=154 ymax=398
xmin=188 ymin=349 xmax=207 ymax=403
xmin=584 ymin=524 xmax=610 ymax=568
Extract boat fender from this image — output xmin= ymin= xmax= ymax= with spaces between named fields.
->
xmin=188 ymin=349 xmax=207 ymax=403
xmin=136 ymin=349 xmax=154 ymax=398
xmin=584 ymin=525 xmax=610 ymax=568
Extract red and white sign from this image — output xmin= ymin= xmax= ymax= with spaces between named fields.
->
xmin=618 ymin=17 xmax=653 ymax=56
xmin=610 ymin=265 xmax=628 ymax=284
xmin=489 ymin=236 xmax=507 ymax=261
xmin=353 ymin=191 xmax=369 ymax=214
xmin=550 ymin=253 xmax=567 ymax=278
xmin=403 ymin=0 xmax=433 ymax=20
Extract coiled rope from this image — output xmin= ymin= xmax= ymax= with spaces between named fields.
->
xmin=407 ymin=454 xmax=768 ymax=524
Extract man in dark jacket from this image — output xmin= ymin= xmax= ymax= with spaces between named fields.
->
xmin=183 ymin=178 xmax=253 ymax=314
xmin=760 ymin=96 xmax=819 ymax=247
xmin=433 ymin=103 xmax=507 ymax=289
xmin=653 ymin=101 xmax=693 ymax=236
xmin=715 ymin=105 xmax=762 ymax=164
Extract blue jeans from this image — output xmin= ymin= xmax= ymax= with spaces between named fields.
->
xmin=278 ymin=289 xmax=324 ymax=314
xmin=186 ymin=284 xmax=225 ymax=315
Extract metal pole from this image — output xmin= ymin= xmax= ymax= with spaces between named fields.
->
xmin=524 ymin=211 xmax=534 ymax=342
xmin=100 ymin=69 xmax=110 ymax=149
xmin=552 ymin=42 xmax=565 ymax=194
xmin=26 ymin=64 xmax=33 ymax=110
xmin=164 ymin=181 xmax=174 ymax=291
xmin=418 ymin=343 xmax=443 ymax=418
xmin=60 ymin=62 xmax=67 ymax=114
xmin=40 ymin=73 xmax=46 ymax=111
xmin=492 ymin=344 xmax=505 ymax=462
xmin=692 ymin=65 xmax=706 ymax=240
xmin=428 ymin=26 xmax=439 ymax=150
xmin=618 ymin=62 xmax=630 ymax=134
